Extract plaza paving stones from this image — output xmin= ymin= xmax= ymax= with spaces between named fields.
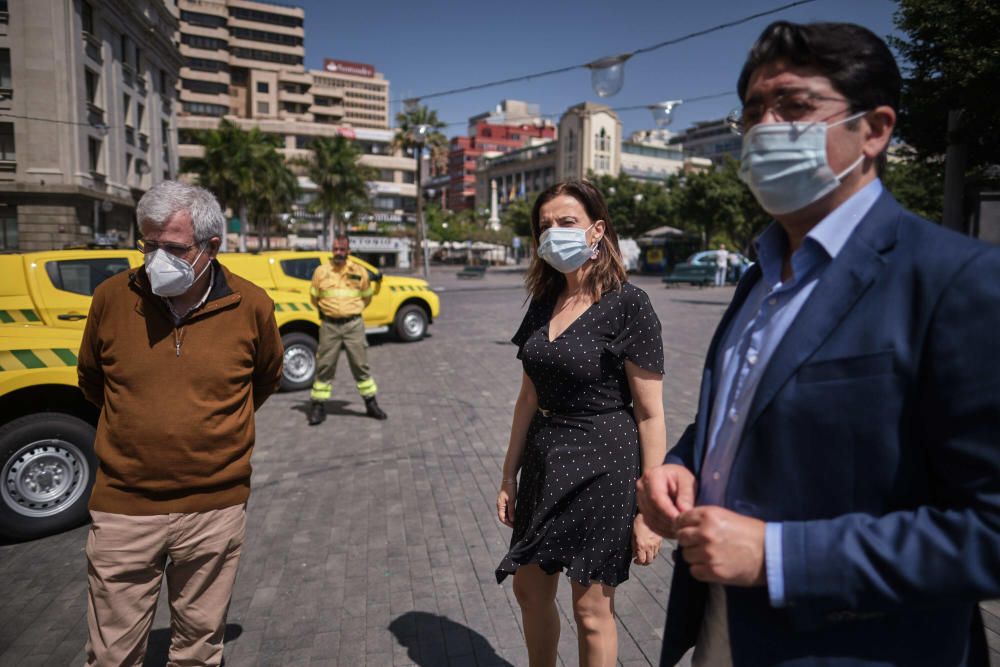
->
xmin=1 ymin=269 xmax=996 ymax=666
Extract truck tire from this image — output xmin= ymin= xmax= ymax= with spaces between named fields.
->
xmin=394 ymin=304 xmax=428 ymax=342
xmin=0 ymin=413 xmax=97 ymax=540
xmin=280 ymin=332 xmax=318 ymax=392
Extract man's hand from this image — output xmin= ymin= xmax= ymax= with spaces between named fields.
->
xmin=636 ymin=464 xmax=697 ymax=538
xmin=675 ymin=506 xmax=766 ymax=587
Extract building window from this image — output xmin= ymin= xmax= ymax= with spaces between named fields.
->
xmin=134 ymin=47 xmax=142 ymax=75
xmin=85 ymin=69 xmax=99 ymax=105
xmin=183 ymin=78 xmax=228 ymax=95
xmin=180 ymin=10 xmax=227 ymax=28
xmin=595 ymin=127 xmax=610 ymax=152
xmin=136 ymin=103 xmax=145 ymax=130
xmin=0 ymin=122 xmax=14 ymax=161
xmin=88 ymin=136 xmax=102 ymax=172
xmin=180 ymin=34 xmax=227 ymax=51
xmin=125 ymin=153 xmax=132 ymax=179
xmin=230 ymin=27 xmax=303 ymax=47
xmin=0 ymin=209 xmax=16 ymax=250
xmin=120 ymin=33 xmax=129 ymax=66
xmin=257 ymin=101 xmax=269 ymax=114
xmin=184 ymin=57 xmax=229 ymax=73
xmin=0 ymin=49 xmax=9 ymax=91
xmin=230 ymin=47 xmax=302 ymax=67
xmin=256 ymin=81 xmax=269 ymax=93
xmin=182 ymin=102 xmax=228 ymax=117
xmin=228 ymin=7 xmax=303 ymax=28
xmin=122 ymin=93 xmax=131 ymax=124
xmin=81 ymin=1 xmax=94 ymax=34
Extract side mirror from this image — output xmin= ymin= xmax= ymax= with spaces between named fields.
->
xmin=368 ymin=270 xmax=383 ymax=283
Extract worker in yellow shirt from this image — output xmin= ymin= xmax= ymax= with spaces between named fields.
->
xmin=307 ymin=234 xmax=387 ymax=425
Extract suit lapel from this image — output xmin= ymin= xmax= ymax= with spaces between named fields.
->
xmin=743 ymin=192 xmax=901 ymax=432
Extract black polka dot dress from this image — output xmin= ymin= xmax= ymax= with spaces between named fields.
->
xmin=496 ymin=283 xmax=664 ymax=587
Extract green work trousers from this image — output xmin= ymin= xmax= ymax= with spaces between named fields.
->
xmin=310 ymin=316 xmax=377 ymax=401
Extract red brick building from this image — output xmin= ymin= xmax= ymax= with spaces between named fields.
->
xmin=445 ymin=121 xmax=556 ymax=211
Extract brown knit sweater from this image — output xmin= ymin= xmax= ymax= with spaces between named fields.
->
xmin=78 ymin=262 xmax=284 ymax=515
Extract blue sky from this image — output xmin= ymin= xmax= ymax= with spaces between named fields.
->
xmin=299 ymin=0 xmax=902 ymax=138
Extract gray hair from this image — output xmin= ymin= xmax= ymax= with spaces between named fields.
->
xmin=136 ymin=181 xmax=225 ymax=242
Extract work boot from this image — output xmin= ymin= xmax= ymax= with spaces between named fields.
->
xmin=364 ymin=396 xmax=388 ymax=420
xmin=307 ymin=401 xmax=326 ymax=426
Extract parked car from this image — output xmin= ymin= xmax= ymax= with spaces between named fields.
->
xmin=662 ymin=250 xmax=751 ymax=286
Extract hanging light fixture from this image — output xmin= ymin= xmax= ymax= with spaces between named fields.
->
xmin=586 ymin=54 xmax=632 ymax=98
xmin=649 ymin=100 xmax=683 ymax=128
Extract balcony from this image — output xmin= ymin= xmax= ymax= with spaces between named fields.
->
xmin=135 ymin=75 xmax=148 ymax=97
xmin=309 ymin=104 xmax=343 ymax=118
xmin=122 ymin=63 xmax=134 ymax=87
xmin=138 ymin=132 xmax=149 ymax=151
xmin=278 ymin=88 xmax=312 ymax=105
xmin=0 ymin=88 xmax=11 ymax=109
xmin=86 ymin=102 xmax=105 ymax=127
xmin=162 ymin=98 xmax=171 ymax=115
xmin=125 ymin=126 xmax=135 ymax=146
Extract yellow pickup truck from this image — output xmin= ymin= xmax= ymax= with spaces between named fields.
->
xmin=0 ymin=325 xmax=96 ymax=539
xmin=1 ymin=249 xmax=440 ymax=391
xmin=217 ymin=251 xmax=439 ymax=390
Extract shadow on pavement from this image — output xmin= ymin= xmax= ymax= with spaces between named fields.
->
xmin=389 ymin=611 xmax=513 ymax=667
xmin=144 ymin=623 xmax=242 ymax=666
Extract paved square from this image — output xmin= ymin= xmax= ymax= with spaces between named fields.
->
xmin=1 ymin=269 xmax=997 ymax=666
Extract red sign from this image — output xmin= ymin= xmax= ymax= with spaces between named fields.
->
xmin=338 ymin=127 xmax=356 ymax=139
xmin=323 ymin=59 xmax=374 ymax=78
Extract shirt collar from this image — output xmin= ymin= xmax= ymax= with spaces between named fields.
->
xmin=165 ymin=262 xmax=215 ymax=322
xmin=754 ymin=178 xmax=884 ymax=286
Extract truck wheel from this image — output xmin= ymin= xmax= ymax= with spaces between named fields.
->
xmin=281 ymin=332 xmax=318 ymax=392
xmin=0 ymin=413 xmax=97 ymax=540
xmin=394 ymin=304 xmax=427 ymax=342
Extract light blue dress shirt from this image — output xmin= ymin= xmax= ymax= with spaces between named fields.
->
xmin=698 ymin=179 xmax=883 ymax=607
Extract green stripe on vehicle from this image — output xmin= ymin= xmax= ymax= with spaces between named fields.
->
xmin=52 ymin=348 xmax=78 ymax=365
xmin=11 ymin=349 xmax=45 ymax=369
xmin=21 ymin=309 xmax=40 ymax=322
xmin=0 ymin=311 xmax=14 ymax=323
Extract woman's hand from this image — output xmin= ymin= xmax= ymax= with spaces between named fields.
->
xmin=497 ymin=481 xmax=516 ymax=528
xmin=632 ymin=512 xmax=663 ymax=565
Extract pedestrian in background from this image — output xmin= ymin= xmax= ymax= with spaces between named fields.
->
xmin=496 ymin=180 xmax=666 ymax=667
xmin=714 ymin=244 xmax=730 ymax=286
xmin=639 ymin=20 xmax=1000 ymax=666
xmin=307 ymin=234 xmax=387 ymax=425
xmin=77 ymin=181 xmax=284 ymax=666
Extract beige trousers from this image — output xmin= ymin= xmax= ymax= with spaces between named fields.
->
xmin=84 ymin=504 xmax=246 ymax=667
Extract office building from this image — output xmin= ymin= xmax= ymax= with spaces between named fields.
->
xmin=0 ymin=0 xmax=180 ymax=250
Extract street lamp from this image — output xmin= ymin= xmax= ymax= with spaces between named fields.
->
xmin=649 ymin=100 xmax=682 ymax=128
xmin=410 ymin=124 xmax=431 ymax=280
xmin=586 ymin=54 xmax=631 ymax=97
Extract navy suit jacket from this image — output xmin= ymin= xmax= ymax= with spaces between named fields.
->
xmin=660 ymin=192 xmax=1000 ymax=666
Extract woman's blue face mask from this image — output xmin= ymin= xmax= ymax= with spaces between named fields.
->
xmin=537 ymin=222 xmax=599 ymax=274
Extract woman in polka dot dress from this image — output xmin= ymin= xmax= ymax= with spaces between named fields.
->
xmin=495 ymin=180 xmax=666 ymax=666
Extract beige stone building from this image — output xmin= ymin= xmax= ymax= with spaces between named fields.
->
xmin=0 ymin=0 xmax=180 ymax=250
xmin=176 ymin=0 xmax=412 ymax=234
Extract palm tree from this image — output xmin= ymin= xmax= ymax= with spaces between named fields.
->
xmin=183 ymin=120 xmax=284 ymax=252
xmin=292 ymin=135 xmax=375 ymax=247
xmin=250 ymin=149 xmax=299 ymax=250
xmin=393 ymin=104 xmax=447 ymax=276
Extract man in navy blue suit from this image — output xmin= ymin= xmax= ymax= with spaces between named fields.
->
xmin=638 ymin=20 xmax=1000 ymax=666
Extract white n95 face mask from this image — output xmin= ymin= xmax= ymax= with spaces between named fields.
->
xmin=738 ymin=111 xmax=867 ymax=215
xmin=537 ymin=223 xmax=599 ymax=274
xmin=144 ymin=247 xmax=207 ymax=297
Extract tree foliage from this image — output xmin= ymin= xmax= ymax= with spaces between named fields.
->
xmin=890 ymin=0 xmax=1000 ymax=174
xmin=392 ymin=105 xmax=448 ymax=173
xmin=182 ymin=119 xmax=295 ymax=252
xmin=292 ymin=135 xmax=375 ymax=243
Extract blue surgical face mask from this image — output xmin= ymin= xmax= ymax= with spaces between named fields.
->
xmin=738 ymin=111 xmax=867 ymax=215
xmin=537 ymin=223 xmax=599 ymax=274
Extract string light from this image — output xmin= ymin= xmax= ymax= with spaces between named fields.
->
xmin=392 ymin=0 xmax=819 ymax=104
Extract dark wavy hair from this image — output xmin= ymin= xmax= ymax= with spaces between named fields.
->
xmin=525 ymin=180 xmax=627 ymax=304
xmin=737 ymin=21 xmax=901 ymax=174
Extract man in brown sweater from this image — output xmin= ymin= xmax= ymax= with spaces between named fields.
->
xmin=77 ymin=181 xmax=283 ymax=666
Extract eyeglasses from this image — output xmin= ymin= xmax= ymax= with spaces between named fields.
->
xmin=726 ymin=90 xmax=851 ymax=135
xmin=135 ymin=238 xmax=202 ymax=256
